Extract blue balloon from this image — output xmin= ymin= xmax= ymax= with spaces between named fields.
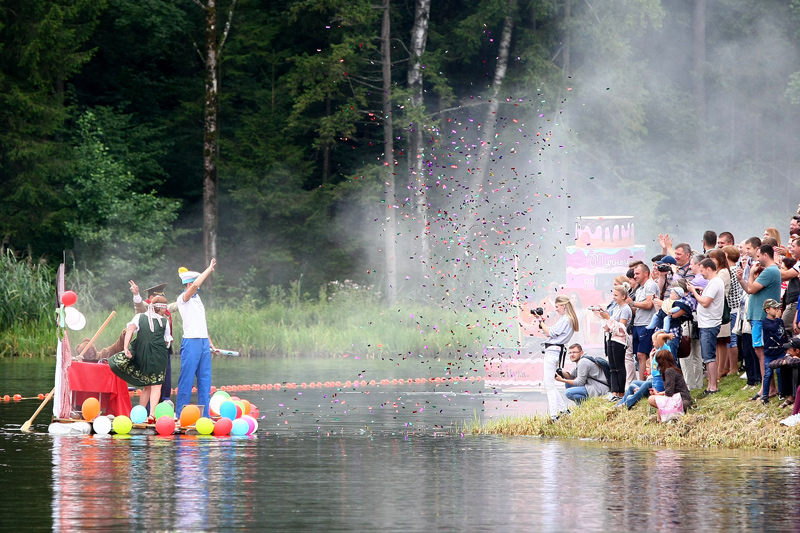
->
xmin=219 ymin=400 xmax=238 ymax=420
xmin=231 ymin=418 xmax=249 ymax=436
xmin=130 ymin=405 xmax=148 ymax=424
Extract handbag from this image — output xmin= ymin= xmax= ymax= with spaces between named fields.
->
xmin=722 ymin=298 xmax=731 ymax=325
xmin=657 ymin=393 xmax=685 ymax=422
xmin=677 ymin=333 xmax=692 ymax=359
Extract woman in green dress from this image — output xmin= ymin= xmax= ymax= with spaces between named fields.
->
xmin=109 ymin=296 xmax=172 ymax=417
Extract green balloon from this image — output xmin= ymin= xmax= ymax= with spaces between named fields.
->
xmin=154 ymin=402 xmax=174 ymax=420
xmin=113 ymin=415 xmax=132 ymax=435
xmin=213 ymin=390 xmax=230 ymax=399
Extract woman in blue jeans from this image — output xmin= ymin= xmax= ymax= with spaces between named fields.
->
xmin=617 ymin=332 xmax=673 ymax=409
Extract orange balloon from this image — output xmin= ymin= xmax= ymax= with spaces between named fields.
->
xmin=82 ymin=397 xmax=100 ymax=421
xmin=240 ymin=399 xmax=251 ymax=415
xmin=179 ymin=404 xmax=202 ymax=427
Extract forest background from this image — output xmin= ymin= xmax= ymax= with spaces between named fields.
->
xmin=3 ymin=0 xmax=800 ymax=357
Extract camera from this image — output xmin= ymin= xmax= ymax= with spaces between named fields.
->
xmin=555 ymin=368 xmax=565 ymax=378
xmin=587 ymin=305 xmax=601 ymax=311
xmin=530 ymin=307 xmax=545 ymax=316
xmin=657 ymin=264 xmax=672 ymax=272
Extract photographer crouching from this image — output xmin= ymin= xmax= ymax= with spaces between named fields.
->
xmin=555 ymin=344 xmax=611 ymax=404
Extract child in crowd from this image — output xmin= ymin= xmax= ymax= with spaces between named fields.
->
xmin=648 ymin=286 xmax=685 ymax=332
xmin=648 ymin=349 xmax=692 ymax=421
xmin=760 ymin=299 xmax=786 ymax=404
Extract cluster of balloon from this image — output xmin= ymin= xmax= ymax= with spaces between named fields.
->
xmin=82 ymin=397 xmax=101 ymax=421
xmin=208 ymin=390 xmax=258 ymax=435
xmin=60 ymin=290 xmax=87 ymax=331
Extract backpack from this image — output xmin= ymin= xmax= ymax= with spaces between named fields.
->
xmin=583 ymin=356 xmax=611 ymax=387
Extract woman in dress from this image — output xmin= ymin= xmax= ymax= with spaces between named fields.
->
xmin=109 ymin=295 xmax=172 ymax=417
xmin=519 ymin=295 xmax=579 ymax=420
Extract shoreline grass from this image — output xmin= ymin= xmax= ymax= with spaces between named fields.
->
xmin=466 ymin=374 xmax=800 ymax=451
xmin=2 ymin=300 xmax=517 ymax=359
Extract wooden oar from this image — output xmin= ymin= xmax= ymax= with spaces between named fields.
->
xmin=20 ymin=311 xmax=116 ymax=433
xmin=20 ymin=388 xmax=54 ymax=432
xmin=78 ymin=311 xmax=116 ymax=358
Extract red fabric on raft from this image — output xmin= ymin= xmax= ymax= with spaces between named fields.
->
xmin=68 ymin=361 xmax=133 ymax=417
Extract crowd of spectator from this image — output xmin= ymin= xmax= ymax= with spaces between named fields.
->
xmin=545 ymin=215 xmax=800 ymax=426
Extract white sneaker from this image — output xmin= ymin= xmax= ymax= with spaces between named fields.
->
xmin=740 ymin=372 xmax=747 ymax=379
xmin=779 ymin=414 xmax=800 ymax=427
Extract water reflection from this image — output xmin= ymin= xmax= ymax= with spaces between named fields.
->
xmin=28 ymin=433 xmax=800 ymax=531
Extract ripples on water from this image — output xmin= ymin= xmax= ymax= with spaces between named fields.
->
xmin=3 ymin=359 xmax=800 ymax=531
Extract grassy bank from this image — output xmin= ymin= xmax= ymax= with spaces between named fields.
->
xmin=467 ymin=374 xmax=800 ymax=451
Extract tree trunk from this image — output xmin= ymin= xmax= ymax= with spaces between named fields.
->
xmin=382 ymin=0 xmax=398 ymax=305
xmin=408 ymin=0 xmax=431 ymax=272
xmin=203 ymin=0 xmax=219 ymax=269
xmin=470 ymin=0 xmax=516 ymax=194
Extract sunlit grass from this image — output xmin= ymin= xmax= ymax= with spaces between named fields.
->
xmin=465 ymin=374 xmax=800 ymax=450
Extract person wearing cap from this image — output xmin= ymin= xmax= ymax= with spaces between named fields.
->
xmin=655 ymin=255 xmax=677 ymax=294
xmin=759 ymin=299 xmax=786 ymax=404
xmin=130 ymin=281 xmax=176 ymax=404
xmin=779 ymin=338 xmax=800 ymax=427
xmin=176 ymin=258 xmax=217 ymax=418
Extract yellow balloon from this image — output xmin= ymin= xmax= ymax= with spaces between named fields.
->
xmin=113 ymin=415 xmax=133 ymax=435
xmin=195 ymin=417 xmax=214 ymax=435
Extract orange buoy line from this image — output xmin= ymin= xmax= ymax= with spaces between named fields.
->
xmin=3 ymin=376 xmax=484 ymax=400
xmin=125 ymin=375 xmax=484 ymax=395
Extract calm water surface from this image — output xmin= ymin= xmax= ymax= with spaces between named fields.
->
xmin=2 ymin=358 xmax=799 ymax=531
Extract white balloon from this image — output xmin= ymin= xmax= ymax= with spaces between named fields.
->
xmin=93 ymin=416 xmax=112 ymax=435
xmin=65 ymin=307 xmax=87 ymax=331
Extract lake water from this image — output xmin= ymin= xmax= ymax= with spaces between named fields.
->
xmin=2 ymin=357 xmax=800 ymax=531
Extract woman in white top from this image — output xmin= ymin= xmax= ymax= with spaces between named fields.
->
xmin=520 ymin=295 xmax=579 ymax=420
xmin=594 ymin=283 xmax=632 ymax=400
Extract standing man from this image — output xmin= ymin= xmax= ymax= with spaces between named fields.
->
xmin=688 ymin=258 xmax=725 ymax=394
xmin=630 ymin=264 xmax=658 ymax=380
xmin=737 ymin=244 xmax=781 ymax=400
xmin=176 ymin=259 xmax=216 ymax=418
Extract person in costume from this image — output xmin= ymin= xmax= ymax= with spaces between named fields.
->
xmin=108 ymin=295 xmax=172 ymax=418
xmin=176 ymin=259 xmax=216 ymax=418
xmin=130 ymin=281 xmax=176 ymax=403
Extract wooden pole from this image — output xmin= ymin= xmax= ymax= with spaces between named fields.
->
xmin=79 ymin=311 xmax=116 ymax=357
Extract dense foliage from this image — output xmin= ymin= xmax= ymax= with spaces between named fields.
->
xmin=2 ymin=0 xmax=800 ymax=309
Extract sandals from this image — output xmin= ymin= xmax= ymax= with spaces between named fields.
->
xmin=780 ymin=398 xmax=795 ymax=409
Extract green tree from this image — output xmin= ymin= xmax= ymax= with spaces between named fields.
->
xmin=0 ymin=0 xmax=106 ymax=256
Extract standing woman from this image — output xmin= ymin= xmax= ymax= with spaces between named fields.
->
xmin=521 ymin=295 xmax=579 ymax=420
xmin=594 ymin=283 xmax=631 ymax=400
xmin=709 ymin=249 xmax=733 ymax=377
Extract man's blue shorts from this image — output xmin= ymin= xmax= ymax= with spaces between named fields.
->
xmin=633 ymin=325 xmax=654 ymax=356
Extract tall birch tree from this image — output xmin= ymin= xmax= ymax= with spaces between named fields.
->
xmin=382 ymin=0 xmax=398 ymax=305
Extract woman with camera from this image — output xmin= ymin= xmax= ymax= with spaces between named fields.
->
xmin=593 ymin=283 xmax=632 ymax=401
xmin=520 ymin=295 xmax=579 ymax=420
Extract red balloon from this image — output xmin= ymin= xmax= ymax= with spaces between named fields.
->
xmin=249 ymin=406 xmax=259 ymax=419
xmin=155 ymin=416 xmax=176 ymax=436
xmin=213 ymin=417 xmax=232 ymax=436
xmin=61 ymin=290 xmax=77 ymax=307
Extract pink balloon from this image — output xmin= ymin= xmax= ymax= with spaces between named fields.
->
xmin=155 ymin=416 xmax=176 ymax=436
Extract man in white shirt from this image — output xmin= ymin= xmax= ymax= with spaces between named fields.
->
xmin=176 ymin=259 xmax=216 ymax=418
xmin=631 ymin=264 xmax=658 ymax=380
xmin=688 ymin=258 xmax=724 ymax=394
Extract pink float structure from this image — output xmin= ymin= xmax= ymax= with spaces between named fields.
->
xmin=484 ymin=216 xmax=646 ymax=391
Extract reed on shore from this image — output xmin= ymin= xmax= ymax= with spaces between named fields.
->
xmin=466 ymin=374 xmax=800 ymax=451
